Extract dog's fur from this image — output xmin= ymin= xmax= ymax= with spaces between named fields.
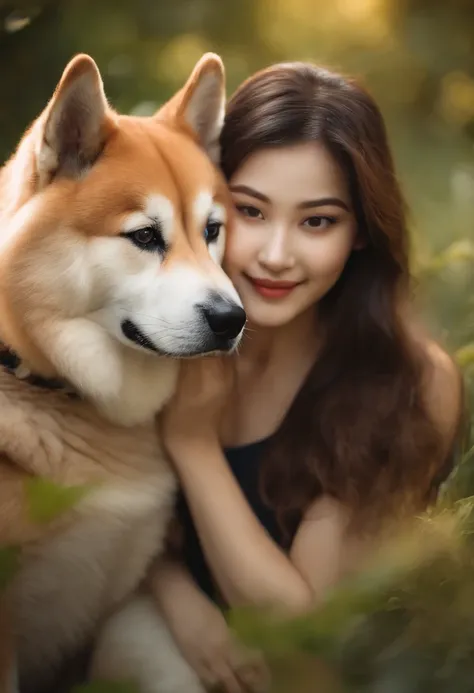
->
xmin=0 ymin=53 xmax=244 ymax=693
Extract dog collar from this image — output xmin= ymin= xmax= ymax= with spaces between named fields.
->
xmin=0 ymin=344 xmax=79 ymax=398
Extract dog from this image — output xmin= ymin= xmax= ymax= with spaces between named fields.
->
xmin=0 ymin=51 xmax=245 ymax=693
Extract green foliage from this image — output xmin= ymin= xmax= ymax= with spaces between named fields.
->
xmin=230 ymin=310 xmax=474 ymax=692
xmin=456 ymin=345 xmax=474 ymax=368
xmin=231 ymin=506 xmax=474 ymax=691
xmin=24 ymin=478 xmax=94 ymax=524
xmin=231 ymin=477 xmax=474 ymax=691
xmin=0 ymin=481 xmax=95 ymax=592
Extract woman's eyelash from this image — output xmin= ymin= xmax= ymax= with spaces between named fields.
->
xmin=234 ymin=205 xmax=337 ymax=227
xmin=302 ymin=215 xmax=337 ymax=229
xmin=235 ymin=204 xmax=262 ymax=219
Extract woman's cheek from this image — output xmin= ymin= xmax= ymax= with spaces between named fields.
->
xmin=304 ymin=231 xmax=355 ymax=282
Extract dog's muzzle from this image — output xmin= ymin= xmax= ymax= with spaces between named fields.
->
xmin=121 ymin=319 xmax=158 ymax=353
xmin=120 ymin=294 xmax=246 ymax=357
xmin=200 ymin=295 xmax=246 ymax=341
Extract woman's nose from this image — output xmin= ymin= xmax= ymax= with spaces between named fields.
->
xmin=257 ymin=226 xmax=295 ymax=272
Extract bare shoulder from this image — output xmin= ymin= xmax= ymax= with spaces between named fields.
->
xmin=419 ymin=338 xmax=463 ymax=451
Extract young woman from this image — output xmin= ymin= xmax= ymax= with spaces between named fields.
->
xmin=151 ymin=62 xmax=463 ymax=692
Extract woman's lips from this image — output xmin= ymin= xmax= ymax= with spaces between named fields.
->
xmin=244 ymin=275 xmax=302 ymax=299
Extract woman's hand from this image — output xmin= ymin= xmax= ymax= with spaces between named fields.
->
xmin=151 ymin=558 xmax=270 ymax=693
xmin=161 ymin=355 xmax=234 ymax=460
xmin=168 ymin=592 xmax=269 ymax=693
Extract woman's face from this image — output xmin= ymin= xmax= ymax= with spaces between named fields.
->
xmin=225 ymin=141 xmax=360 ymax=328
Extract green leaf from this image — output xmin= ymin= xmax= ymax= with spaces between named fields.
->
xmin=456 ymin=344 xmax=474 ymax=368
xmin=24 ymin=478 xmax=95 ymax=523
xmin=419 ymin=240 xmax=474 ymax=275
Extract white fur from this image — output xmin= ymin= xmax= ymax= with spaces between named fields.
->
xmin=15 ymin=472 xmax=177 ymax=691
xmin=193 ymin=190 xmax=213 ymax=230
xmin=91 ymin=596 xmax=205 ymax=693
xmin=17 ymin=205 xmax=242 ymax=426
xmin=84 ymin=232 xmax=241 ymax=362
xmin=122 ymin=194 xmax=175 ymax=246
xmin=193 ymin=192 xmax=227 ymax=264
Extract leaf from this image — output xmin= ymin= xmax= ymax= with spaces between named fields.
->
xmin=24 ymin=478 xmax=94 ymax=524
xmin=456 ymin=344 xmax=474 ymax=368
xmin=419 ymin=240 xmax=474 ymax=274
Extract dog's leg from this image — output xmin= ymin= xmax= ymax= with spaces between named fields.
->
xmin=90 ymin=595 xmax=205 ymax=693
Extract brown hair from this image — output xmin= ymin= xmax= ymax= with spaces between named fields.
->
xmin=220 ymin=63 xmax=457 ymax=537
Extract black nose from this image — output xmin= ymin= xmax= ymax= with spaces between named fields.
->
xmin=202 ymin=297 xmax=246 ymax=340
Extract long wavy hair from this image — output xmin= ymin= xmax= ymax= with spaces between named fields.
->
xmin=220 ymin=62 xmax=460 ymax=538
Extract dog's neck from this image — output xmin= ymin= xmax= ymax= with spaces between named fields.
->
xmin=0 ymin=343 xmax=78 ymax=398
xmin=0 ymin=337 xmax=179 ymax=427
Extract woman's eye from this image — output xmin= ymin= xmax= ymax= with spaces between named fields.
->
xmin=302 ymin=216 xmax=336 ymax=230
xmin=204 ymin=220 xmax=222 ymax=243
xmin=235 ymin=204 xmax=263 ymax=220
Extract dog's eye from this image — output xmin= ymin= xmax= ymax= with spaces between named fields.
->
xmin=134 ymin=227 xmax=154 ymax=245
xmin=124 ymin=226 xmax=166 ymax=253
xmin=204 ymin=220 xmax=222 ymax=243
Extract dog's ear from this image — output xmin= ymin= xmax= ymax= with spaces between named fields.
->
xmin=157 ymin=53 xmax=225 ymax=163
xmin=35 ymin=54 xmax=113 ymax=186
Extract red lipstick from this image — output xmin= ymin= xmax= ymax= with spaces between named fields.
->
xmin=246 ymin=275 xmax=302 ymax=299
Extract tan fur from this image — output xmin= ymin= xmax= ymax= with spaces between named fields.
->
xmin=0 ymin=53 xmax=242 ymax=693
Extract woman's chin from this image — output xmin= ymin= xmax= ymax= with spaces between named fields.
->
xmin=243 ymin=302 xmax=299 ymax=330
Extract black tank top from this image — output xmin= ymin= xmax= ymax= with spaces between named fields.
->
xmin=176 ymin=436 xmax=299 ymax=604
xmin=176 ymin=431 xmax=457 ymax=605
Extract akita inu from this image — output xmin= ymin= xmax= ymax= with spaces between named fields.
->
xmin=0 ymin=52 xmax=245 ymax=693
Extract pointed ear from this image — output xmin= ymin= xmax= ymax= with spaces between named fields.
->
xmin=157 ymin=53 xmax=225 ymax=163
xmin=36 ymin=54 xmax=112 ymax=185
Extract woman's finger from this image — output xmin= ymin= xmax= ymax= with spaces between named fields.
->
xmin=229 ymin=647 xmax=271 ymax=693
xmin=202 ymin=656 xmax=243 ymax=693
xmin=215 ymin=664 xmax=244 ymax=693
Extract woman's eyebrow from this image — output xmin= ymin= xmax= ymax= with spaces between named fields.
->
xmin=298 ymin=197 xmax=350 ymax=211
xmin=229 ymin=185 xmax=270 ymax=203
xmin=230 ymin=186 xmax=350 ymax=212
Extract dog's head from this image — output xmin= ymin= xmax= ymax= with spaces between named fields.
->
xmin=0 ymin=53 xmax=245 ymax=382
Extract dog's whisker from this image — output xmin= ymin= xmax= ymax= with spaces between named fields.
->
xmin=116 ymin=308 xmax=177 ymax=323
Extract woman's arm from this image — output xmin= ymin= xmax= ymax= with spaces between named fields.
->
xmin=162 ymin=349 xmax=463 ymax=614
xmin=169 ymin=441 xmax=314 ymax=611
xmin=149 ymin=557 xmax=270 ymax=693
xmin=161 ymin=358 xmax=311 ymax=610
xmin=161 ymin=358 xmax=371 ymax=612
xmin=168 ymin=439 xmax=359 ymax=611
xmin=422 ymin=340 xmax=464 ymax=459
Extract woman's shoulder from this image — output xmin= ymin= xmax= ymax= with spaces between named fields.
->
xmin=416 ymin=334 xmax=464 ymax=453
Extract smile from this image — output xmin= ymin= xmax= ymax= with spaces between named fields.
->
xmin=244 ymin=275 xmax=303 ymax=299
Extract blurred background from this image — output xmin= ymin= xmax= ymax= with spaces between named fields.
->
xmin=0 ymin=2 xmax=473 ymax=690
xmin=1 ymin=0 xmax=471 ymax=413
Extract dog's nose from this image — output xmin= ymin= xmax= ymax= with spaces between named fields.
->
xmin=203 ymin=297 xmax=246 ymax=340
